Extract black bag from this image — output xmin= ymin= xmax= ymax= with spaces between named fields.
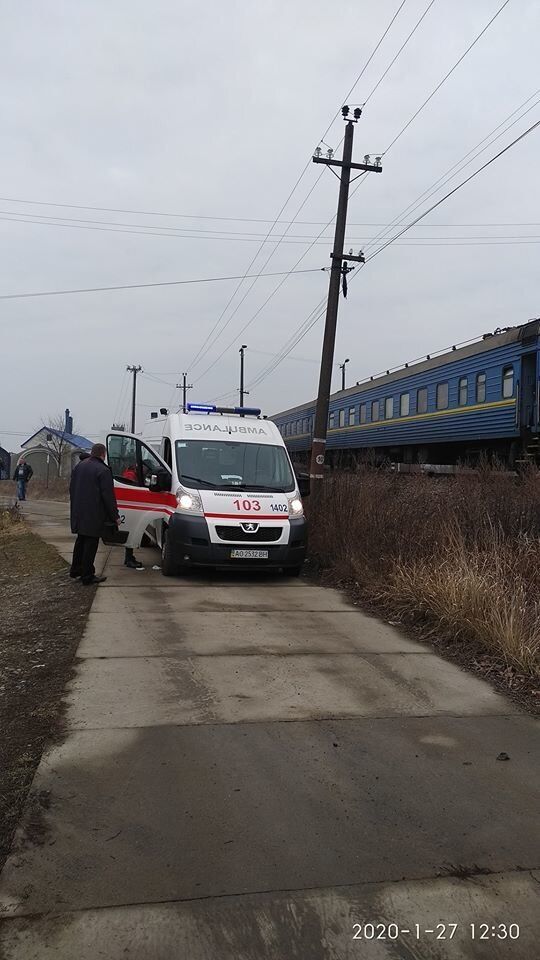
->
xmin=101 ymin=522 xmax=128 ymax=545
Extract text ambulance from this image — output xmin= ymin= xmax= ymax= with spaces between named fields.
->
xmin=106 ymin=404 xmax=308 ymax=576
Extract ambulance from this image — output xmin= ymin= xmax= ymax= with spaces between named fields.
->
xmin=105 ymin=404 xmax=309 ymax=576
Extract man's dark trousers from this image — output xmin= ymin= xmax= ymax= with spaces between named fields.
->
xmin=70 ymin=534 xmax=99 ymax=583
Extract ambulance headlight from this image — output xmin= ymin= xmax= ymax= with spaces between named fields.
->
xmin=288 ymin=496 xmax=304 ymax=516
xmin=175 ymin=487 xmax=203 ymax=515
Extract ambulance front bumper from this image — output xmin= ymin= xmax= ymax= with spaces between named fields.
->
xmin=167 ymin=514 xmax=307 ymax=569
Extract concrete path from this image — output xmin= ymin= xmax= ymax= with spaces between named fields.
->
xmin=0 ymin=500 xmax=538 ymax=958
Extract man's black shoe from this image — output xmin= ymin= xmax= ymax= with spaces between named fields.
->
xmin=81 ymin=575 xmax=107 ymax=585
xmin=125 ymin=558 xmax=144 ymax=569
xmin=69 ymin=572 xmax=81 ymax=579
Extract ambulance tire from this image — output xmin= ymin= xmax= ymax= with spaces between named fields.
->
xmin=161 ymin=529 xmax=180 ymax=577
xmin=283 ymin=566 xmax=302 ymax=578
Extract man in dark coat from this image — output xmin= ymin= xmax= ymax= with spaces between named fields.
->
xmin=13 ymin=458 xmax=33 ymax=500
xmin=69 ymin=443 xmax=119 ymax=585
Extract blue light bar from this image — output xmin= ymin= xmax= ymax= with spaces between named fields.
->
xmin=186 ymin=403 xmax=262 ymax=417
xmin=187 ymin=403 xmax=216 ymax=413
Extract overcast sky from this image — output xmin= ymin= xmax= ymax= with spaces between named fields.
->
xmin=1 ymin=0 xmax=539 ymax=449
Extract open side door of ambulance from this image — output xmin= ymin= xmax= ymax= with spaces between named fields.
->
xmin=106 ymin=432 xmax=175 ymax=549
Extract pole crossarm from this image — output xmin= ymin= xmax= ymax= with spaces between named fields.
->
xmin=312 ymin=157 xmax=382 ymax=173
xmin=332 ymin=253 xmax=365 ymax=263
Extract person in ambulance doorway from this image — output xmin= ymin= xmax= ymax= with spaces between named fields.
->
xmin=69 ymin=443 xmax=119 ymax=585
xmin=120 ymin=463 xmax=145 ymax=570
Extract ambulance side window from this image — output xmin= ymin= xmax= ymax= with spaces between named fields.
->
xmin=137 ymin=442 xmax=167 ymax=484
xmin=107 ymin=435 xmax=139 ymax=485
xmin=161 ymin=437 xmax=172 ymax=468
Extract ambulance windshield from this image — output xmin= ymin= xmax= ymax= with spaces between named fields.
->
xmin=175 ymin=441 xmax=295 ymax=492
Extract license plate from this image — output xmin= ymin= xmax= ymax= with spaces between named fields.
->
xmin=230 ymin=549 xmax=269 ymax=560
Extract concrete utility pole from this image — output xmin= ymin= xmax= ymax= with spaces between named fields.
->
xmin=340 ymin=358 xmax=350 ymax=391
xmin=176 ymin=373 xmax=193 ymax=413
xmin=239 ymin=344 xmax=249 ymax=410
xmin=126 ymin=365 xmax=142 ymax=434
xmin=309 ymin=106 xmax=382 ymax=485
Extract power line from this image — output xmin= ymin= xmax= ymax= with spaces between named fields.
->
xmin=1 ymin=197 xmax=537 ymax=229
xmin=4 ymin=210 xmax=538 ymax=245
xmin=363 ymin=89 xmax=540 ymax=256
xmin=364 ymin=0 xmax=438 ymax=106
xmin=186 ymin=168 xmax=330 ymax=373
xmin=365 ymin=117 xmax=540 ymax=264
xmin=383 ymin=0 xmax=512 ymax=154
xmin=246 ymin=118 xmax=540 ymax=392
xmin=319 ymin=0 xmax=409 ymax=139
xmin=0 ymin=267 xmax=322 ymax=301
xmin=186 ymin=2 xmax=410 ymax=376
xmin=190 ymin=176 xmax=368 ymax=387
xmin=187 ymin=4 xmax=512 ymax=391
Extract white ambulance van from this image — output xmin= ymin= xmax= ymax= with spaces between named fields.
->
xmin=105 ymin=404 xmax=308 ymax=576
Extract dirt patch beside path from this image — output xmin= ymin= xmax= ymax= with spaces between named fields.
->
xmin=0 ymin=509 xmax=94 ymax=870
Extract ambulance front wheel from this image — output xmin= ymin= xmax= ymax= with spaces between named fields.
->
xmin=283 ymin=565 xmax=302 ymax=578
xmin=161 ymin=528 xmax=181 ymax=577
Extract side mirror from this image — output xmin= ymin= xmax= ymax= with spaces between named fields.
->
xmin=297 ymin=473 xmax=310 ymax=497
xmin=149 ymin=469 xmax=171 ymax=493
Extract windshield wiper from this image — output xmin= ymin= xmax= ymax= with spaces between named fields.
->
xmin=180 ymin=474 xmax=216 ymax=488
xmin=220 ymin=483 xmax=287 ymax=492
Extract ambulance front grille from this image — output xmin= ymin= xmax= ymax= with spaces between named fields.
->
xmin=216 ymin=526 xmax=282 ymax=542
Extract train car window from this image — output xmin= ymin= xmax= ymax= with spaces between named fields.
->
xmin=436 ymin=383 xmax=449 ymax=410
xmin=400 ymin=393 xmax=410 ymax=416
xmin=458 ymin=377 xmax=468 ymax=406
xmin=349 ymin=406 xmax=355 ymax=426
xmin=338 ymin=409 xmax=345 ymax=428
xmin=359 ymin=403 xmax=367 ymax=424
xmin=329 ymin=412 xmax=335 ymax=429
xmin=385 ymin=397 xmax=394 ymax=419
xmin=502 ymin=366 xmax=514 ymax=398
xmin=476 ymin=372 xmax=486 ymax=403
xmin=371 ymin=400 xmax=380 ymax=422
xmin=417 ymin=387 xmax=428 ymax=414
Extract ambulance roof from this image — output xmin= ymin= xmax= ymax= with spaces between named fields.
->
xmin=144 ymin=410 xmax=283 ymax=447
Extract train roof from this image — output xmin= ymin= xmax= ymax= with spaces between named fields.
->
xmin=272 ymin=318 xmax=540 ymax=419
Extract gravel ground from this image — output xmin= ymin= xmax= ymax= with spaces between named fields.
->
xmin=0 ymin=514 xmax=94 ymax=869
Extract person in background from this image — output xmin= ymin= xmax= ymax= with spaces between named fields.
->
xmin=120 ymin=463 xmax=145 ymax=570
xmin=69 ymin=443 xmax=119 ymax=585
xmin=79 ymin=451 xmax=90 ymax=462
xmin=13 ymin=458 xmax=33 ymax=501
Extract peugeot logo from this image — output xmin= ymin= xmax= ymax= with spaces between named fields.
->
xmin=241 ymin=522 xmax=259 ymax=533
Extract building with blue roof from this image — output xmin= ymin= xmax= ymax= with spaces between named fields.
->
xmin=19 ymin=409 xmax=93 ymax=479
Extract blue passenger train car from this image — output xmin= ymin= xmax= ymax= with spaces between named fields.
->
xmin=273 ymin=319 xmax=540 ymax=468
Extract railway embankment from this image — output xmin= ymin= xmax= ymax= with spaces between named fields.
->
xmin=308 ymin=467 xmax=540 ymax=710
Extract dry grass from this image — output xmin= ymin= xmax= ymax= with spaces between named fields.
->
xmin=0 ymin=478 xmax=69 ymax=502
xmin=308 ymin=469 xmax=540 ymax=680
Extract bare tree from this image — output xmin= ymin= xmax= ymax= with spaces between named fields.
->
xmin=43 ymin=413 xmax=74 ymax=477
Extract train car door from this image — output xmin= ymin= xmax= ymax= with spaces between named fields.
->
xmin=106 ymin=433 xmax=175 ymax=548
xmin=519 ymin=353 xmax=538 ymax=432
